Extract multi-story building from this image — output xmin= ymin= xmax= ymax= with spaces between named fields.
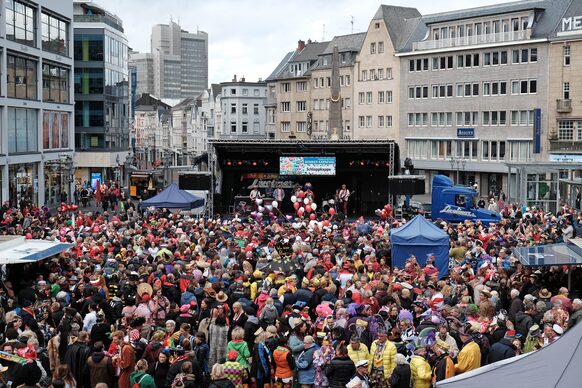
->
xmin=73 ymin=1 xmax=130 ymax=185
xmin=353 ymin=6 xmax=418 ymax=140
xmin=0 ymin=0 xmax=74 ymax=207
xmin=397 ymin=0 xmax=573 ymax=199
xmin=268 ymin=40 xmax=328 ymax=139
xmin=147 ymin=21 xmax=208 ymax=99
xmin=129 ymin=51 xmax=154 ymax=97
xmin=133 ymin=93 xmax=171 ymax=169
xmin=265 ymin=51 xmax=295 ymax=139
xmin=309 ymin=33 xmax=365 ymax=140
xmin=218 ymin=76 xmax=267 ymax=139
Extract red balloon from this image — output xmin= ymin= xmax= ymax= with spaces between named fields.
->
xmin=297 ymin=209 xmax=305 ymax=217
xmin=298 ymin=190 xmax=305 ymax=199
xmin=293 ymin=202 xmax=301 ymax=210
xmin=305 ymin=204 xmax=312 ymax=213
xmin=329 ymin=208 xmax=335 ymax=215
xmin=322 ymin=220 xmax=330 ymax=227
xmin=384 ymin=204 xmax=390 ymax=212
xmin=309 ymin=213 xmax=316 ymax=220
xmin=71 ymin=204 xmax=79 ymax=211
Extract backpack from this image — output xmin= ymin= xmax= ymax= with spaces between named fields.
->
xmin=133 ymin=374 xmax=147 ymax=388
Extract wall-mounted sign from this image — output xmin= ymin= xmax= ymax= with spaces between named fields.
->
xmin=533 ymin=108 xmax=541 ymax=154
xmin=562 ymin=16 xmax=582 ymax=31
xmin=549 ymin=154 xmax=582 ymax=163
xmin=457 ymin=128 xmax=475 ymax=138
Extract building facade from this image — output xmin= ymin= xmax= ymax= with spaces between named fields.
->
xmin=129 ymin=51 xmax=153 ymax=97
xmin=133 ymin=94 xmax=171 ymax=169
xmin=146 ymin=21 xmax=208 ymax=99
xmin=218 ymin=77 xmax=267 ymax=139
xmin=0 ymin=0 xmax=74 ymax=207
xmin=73 ymin=1 xmax=130 ymax=186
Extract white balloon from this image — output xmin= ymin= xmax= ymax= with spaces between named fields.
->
xmin=311 ymin=203 xmax=317 ymax=210
xmin=266 ymin=205 xmax=273 ymax=211
xmin=291 ymin=195 xmax=297 ymax=203
xmin=256 ymin=198 xmax=263 ymax=205
xmin=272 ymin=200 xmax=279 ymax=209
xmin=258 ymin=206 xmax=265 ymax=212
xmin=303 ymin=198 xmax=310 ymax=205
xmin=299 ymin=207 xmax=305 ymax=213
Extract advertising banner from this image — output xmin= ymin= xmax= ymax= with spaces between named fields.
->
xmin=279 ymin=156 xmax=336 ymax=176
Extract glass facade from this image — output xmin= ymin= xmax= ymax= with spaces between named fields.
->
xmin=9 ymin=163 xmax=38 ymax=208
xmin=41 ymin=12 xmax=69 ymax=56
xmin=74 ymin=101 xmax=104 ymax=128
xmin=74 ymin=34 xmax=104 ymax=61
xmin=105 ymin=35 xmax=128 ymax=69
xmin=74 ymin=68 xmax=104 ymax=94
xmin=42 ymin=63 xmax=69 ymax=103
xmin=8 ymin=108 xmax=38 ymax=154
xmin=44 ymin=166 xmax=62 ymax=206
xmin=6 ymin=0 xmax=36 ymax=47
xmin=43 ymin=111 xmax=69 ymax=150
xmin=6 ymin=55 xmax=37 ymax=100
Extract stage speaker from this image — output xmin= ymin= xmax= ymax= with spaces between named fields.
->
xmin=389 ymin=177 xmax=425 ymax=195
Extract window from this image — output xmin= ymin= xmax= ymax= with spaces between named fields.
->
xmin=387 ymin=115 xmax=393 ymax=127
xmin=409 ymin=60 xmax=415 ymax=72
xmin=361 ymin=70 xmax=367 ymax=81
xmin=345 ymin=120 xmax=351 ymax=131
xmin=375 ymin=22 xmax=380 ymax=29
xmin=242 ymin=89 xmax=248 ymax=96
xmin=359 ymin=116 xmax=365 ymax=128
xmin=253 ymin=104 xmax=259 ymax=115
xmin=564 ymin=82 xmax=570 ymax=99
xmin=281 ymin=83 xmax=291 ymax=92
xmin=6 ymin=55 xmax=38 ymax=100
xmin=297 ymin=122 xmax=306 ymax=132
xmin=345 ymin=75 xmax=351 ymax=85
xmin=43 ymin=63 xmax=69 ymax=103
xmin=8 ymin=108 xmax=37 ymax=153
xmin=378 ymin=115 xmax=384 ymax=127
xmin=387 ymin=90 xmax=393 ymax=103
xmin=41 ymin=12 xmax=69 ymax=55
xmin=512 ymin=49 xmax=520 ymax=64
xmin=558 ymin=121 xmax=574 ymax=140
xmin=296 ymin=81 xmax=307 ymax=91
xmin=366 ymin=92 xmax=373 ymax=104
xmin=378 ymin=91 xmax=385 ymax=103
xmin=254 ymin=89 xmax=260 ymax=96
xmin=564 ymin=46 xmax=571 ymax=66
xmin=500 ymin=51 xmax=508 ymax=65
xmin=280 ymin=102 xmax=290 ymax=112
xmin=370 ymin=69 xmax=376 ymax=80
xmin=231 ymin=88 xmax=237 ymax=95
xmin=43 ymin=111 xmax=69 ymax=150
xmin=378 ymin=68 xmax=384 ymax=79
xmin=530 ymin=48 xmax=537 ymax=62
xmin=370 ymin=42 xmax=376 ymax=54
xmin=6 ymin=0 xmax=37 ymax=47
xmin=344 ymin=97 xmax=351 ymax=108
xmin=484 ymin=53 xmax=491 ymax=66
xmin=366 ymin=116 xmax=372 ymax=127
xmin=74 ymin=33 xmax=104 ymax=61
xmin=242 ymin=121 xmax=248 ymax=133
xmin=529 ymin=80 xmax=537 ymax=94
xmin=359 ymin=92 xmax=365 ymax=104
xmin=511 ymin=80 xmax=519 ymax=95
xmin=378 ymin=41 xmax=384 ymax=53
xmin=242 ymin=104 xmax=248 ymax=114
xmin=281 ymin=122 xmax=290 ymax=132
xmin=386 ymin=68 xmax=392 ymax=79
xmin=231 ymin=103 xmax=237 ymax=114
xmin=296 ymin=101 xmax=306 ymax=112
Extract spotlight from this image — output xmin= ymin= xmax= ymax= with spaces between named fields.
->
xmin=237 ymin=161 xmax=243 ymax=166
xmin=252 ymin=161 xmax=257 ymax=166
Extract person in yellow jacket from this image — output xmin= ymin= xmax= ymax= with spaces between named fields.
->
xmin=455 ymin=327 xmax=481 ymax=374
xmin=348 ymin=335 xmax=369 ymax=365
xmin=410 ymin=347 xmax=432 ymax=388
xmin=368 ymin=329 xmax=397 ymax=387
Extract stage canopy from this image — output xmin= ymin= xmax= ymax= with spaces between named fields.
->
xmin=0 ymin=236 xmax=74 ymax=265
xmin=390 ymin=215 xmax=449 ymax=277
xmin=142 ymin=183 xmax=205 ymax=210
xmin=436 ymin=319 xmax=582 ymax=388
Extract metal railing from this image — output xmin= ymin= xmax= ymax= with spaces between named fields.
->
xmin=413 ymin=29 xmax=532 ymax=51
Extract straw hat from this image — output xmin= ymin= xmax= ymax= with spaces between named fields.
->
xmin=216 ymin=291 xmax=228 ymax=303
xmin=137 ymin=282 xmax=153 ymax=298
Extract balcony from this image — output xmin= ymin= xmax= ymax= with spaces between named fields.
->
xmin=548 ymin=140 xmax=582 ymax=152
xmin=413 ymin=29 xmax=532 ymax=51
xmin=556 ymin=99 xmax=572 ymax=113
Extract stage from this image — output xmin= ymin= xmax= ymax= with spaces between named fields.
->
xmin=207 ymin=139 xmax=400 ymax=216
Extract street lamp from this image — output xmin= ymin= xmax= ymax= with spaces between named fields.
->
xmin=124 ymin=152 xmax=136 ymax=194
xmin=449 ymin=156 xmax=467 ymax=184
xmin=59 ymin=154 xmax=75 ymax=201
xmin=162 ymin=151 xmax=172 ymax=185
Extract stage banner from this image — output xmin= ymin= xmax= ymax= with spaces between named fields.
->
xmin=279 ymin=156 xmax=336 ymax=176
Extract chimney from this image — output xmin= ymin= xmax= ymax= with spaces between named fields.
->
xmin=241 ymin=75 xmax=245 ymax=82
xmin=297 ymin=40 xmax=306 ymax=52
xmin=307 ymin=39 xmax=312 ymax=44
xmin=233 ymin=74 xmax=237 ymax=82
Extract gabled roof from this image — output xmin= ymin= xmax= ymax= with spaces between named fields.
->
xmin=373 ymin=5 xmax=421 ymax=50
xmin=211 ymin=83 xmax=222 ymax=99
xmin=423 ymin=0 xmax=546 ymax=25
xmin=265 ymin=51 xmax=296 ymax=82
xmin=293 ymin=41 xmax=329 ymax=62
xmin=135 ymin=93 xmax=171 ymax=110
xmin=171 ymin=98 xmax=194 ymax=110
xmin=321 ymin=32 xmax=366 ymax=55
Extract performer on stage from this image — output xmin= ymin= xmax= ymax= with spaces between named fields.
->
xmin=338 ymin=183 xmax=350 ymax=215
xmin=273 ymin=182 xmax=285 ymax=203
xmin=304 ymin=182 xmax=315 ymax=201
xmin=249 ymin=184 xmax=262 ymax=202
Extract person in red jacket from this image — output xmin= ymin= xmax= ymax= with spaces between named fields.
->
xmin=272 ymin=337 xmax=295 ymax=388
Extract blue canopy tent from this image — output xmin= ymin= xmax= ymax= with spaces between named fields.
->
xmin=141 ymin=183 xmax=205 ymax=210
xmin=390 ymin=215 xmax=450 ymax=277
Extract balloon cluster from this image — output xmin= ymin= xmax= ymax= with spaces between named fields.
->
xmin=250 ymin=198 xmax=280 ymax=222
xmin=58 ymin=202 xmax=79 ymax=213
xmin=375 ymin=204 xmax=392 ymax=220
xmin=290 ymin=190 xmax=320 ymax=220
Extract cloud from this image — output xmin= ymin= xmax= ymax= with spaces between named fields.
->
xmin=101 ymin=0 xmax=508 ymax=85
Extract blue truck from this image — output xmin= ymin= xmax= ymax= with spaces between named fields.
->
xmin=431 ymin=175 xmax=501 ymax=224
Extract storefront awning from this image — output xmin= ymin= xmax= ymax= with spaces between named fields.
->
xmin=0 ymin=236 xmax=74 ymax=265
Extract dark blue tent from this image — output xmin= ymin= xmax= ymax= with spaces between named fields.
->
xmin=141 ymin=183 xmax=205 ymax=210
xmin=390 ymin=215 xmax=449 ymax=277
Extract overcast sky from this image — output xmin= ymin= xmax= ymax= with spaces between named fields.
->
xmin=101 ymin=0 xmax=509 ymax=85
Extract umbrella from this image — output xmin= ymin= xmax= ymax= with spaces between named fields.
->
xmin=156 ymin=248 xmax=173 ymax=258
xmin=258 ymin=256 xmax=301 ymax=273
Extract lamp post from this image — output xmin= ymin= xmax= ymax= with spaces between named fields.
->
xmin=162 ymin=151 xmax=172 ymax=186
xmin=449 ymin=157 xmax=467 ymax=184
xmin=124 ymin=152 xmax=136 ymax=195
xmin=59 ymin=154 xmax=75 ymax=202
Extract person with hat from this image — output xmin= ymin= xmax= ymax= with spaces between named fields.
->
xmin=346 ymin=359 xmax=370 ymax=388
xmin=432 ymin=340 xmax=454 ymax=384
xmin=410 ymin=346 xmax=431 ymax=388
xmin=523 ymin=324 xmax=543 ymax=353
xmin=454 ymin=324 xmax=481 ymax=375
xmin=488 ymin=330 xmax=517 ymax=363
xmin=367 ymin=328 xmax=396 ymax=387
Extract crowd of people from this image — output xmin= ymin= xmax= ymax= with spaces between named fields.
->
xmin=0 ymin=191 xmax=580 ymax=388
